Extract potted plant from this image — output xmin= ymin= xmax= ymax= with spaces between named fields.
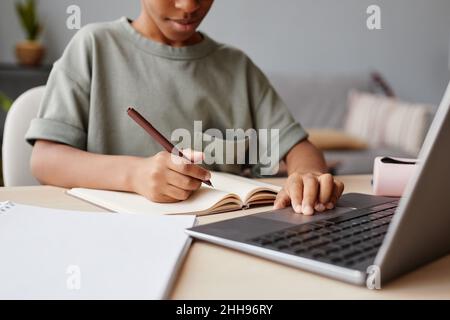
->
xmin=15 ymin=0 xmax=44 ymax=66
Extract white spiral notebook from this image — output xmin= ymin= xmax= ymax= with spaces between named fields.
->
xmin=0 ymin=202 xmax=196 ymax=300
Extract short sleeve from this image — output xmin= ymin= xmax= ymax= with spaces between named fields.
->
xmin=247 ymin=60 xmax=308 ymax=176
xmin=25 ymin=26 xmax=93 ymax=149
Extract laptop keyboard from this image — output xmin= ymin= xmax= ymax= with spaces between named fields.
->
xmin=248 ymin=201 xmax=398 ymax=270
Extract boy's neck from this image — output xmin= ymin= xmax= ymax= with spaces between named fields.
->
xmin=132 ymin=13 xmax=203 ymax=48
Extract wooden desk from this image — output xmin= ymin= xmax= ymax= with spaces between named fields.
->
xmin=1 ymin=175 xmax=449 ymax=299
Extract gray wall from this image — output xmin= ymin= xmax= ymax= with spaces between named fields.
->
xmin=1 ymin=0 xmax=449 ymax=105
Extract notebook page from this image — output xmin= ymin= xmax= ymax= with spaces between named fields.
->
xmin=0 ymin=202 xmax=196 ymax=299
xmin=68 ymin=186 xmax=236 ymax=215
xmin=209 ymin=172 xmax=282 ymax=203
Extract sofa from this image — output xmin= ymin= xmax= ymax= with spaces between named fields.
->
xmin=268 ymin=72 xmax=422 ymax=175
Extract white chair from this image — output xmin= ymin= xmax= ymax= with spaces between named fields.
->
xmin=2 ymin=86 xmax=45 ymax=187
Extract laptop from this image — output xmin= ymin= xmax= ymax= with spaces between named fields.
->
xmin=186 ymin=82 xmax=450 ymax=286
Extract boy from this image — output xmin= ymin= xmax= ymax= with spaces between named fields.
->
xmin=26 ymin=0 xmax=344 ymax=215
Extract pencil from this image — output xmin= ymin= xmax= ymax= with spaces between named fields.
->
xmin=127 ymin=107 xmax=213 ymax=187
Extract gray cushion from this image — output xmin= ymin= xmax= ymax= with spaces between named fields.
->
xmin=268 ymin=73 xmax=377 ymax=129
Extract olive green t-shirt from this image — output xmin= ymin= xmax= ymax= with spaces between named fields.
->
xmin=25 ymin=17 xmax=307 ymax=176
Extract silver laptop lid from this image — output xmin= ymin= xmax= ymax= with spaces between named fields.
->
xmin=375 ymin=82 xmax=450 ymax=284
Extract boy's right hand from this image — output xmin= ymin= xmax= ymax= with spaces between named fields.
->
xmin=130 ymin=149 xmax=211 ymax=203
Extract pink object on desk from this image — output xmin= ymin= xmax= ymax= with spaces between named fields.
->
xmin=373 ymin=157 xmax=418 ymax=197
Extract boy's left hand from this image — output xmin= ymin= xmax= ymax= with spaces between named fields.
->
xmin=273 ymin=172 xmax=344 ymax=215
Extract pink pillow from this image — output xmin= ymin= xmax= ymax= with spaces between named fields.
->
xmin=345 ymin=91 xmax=433 ymax=155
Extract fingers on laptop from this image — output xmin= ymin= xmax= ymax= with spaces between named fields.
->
xmin=273 ymin=172 xmax=345 ymax=215
xmin=302 ymin=173 xmax=320 ymax=215
xmin=314 ymin=175 xmax=344 ymax=213
xmin=274 ymin=189 xmax=292 ymax=210
xmin=274 ymin=173 xmax=303 ymax=212
xmin=330 ymin=179 xmax=345 ymax=208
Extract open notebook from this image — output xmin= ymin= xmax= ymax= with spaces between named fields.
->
xmin=68 ymin=172 xmax=282 ymax=216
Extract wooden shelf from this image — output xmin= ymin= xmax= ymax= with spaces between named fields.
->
xmin=0 ymin=62 xmax=51 ymax=100
xmin=0 ymin=63 xmax=52 ymax=72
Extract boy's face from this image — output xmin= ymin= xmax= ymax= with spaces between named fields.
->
xmin=142 ymin=0 xmax=214 ymax=43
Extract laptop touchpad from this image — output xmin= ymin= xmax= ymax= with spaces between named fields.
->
xmin=255 ymin=206 xmax=356 ymax=225
xmin=256 ymin=193 xmax=395 ymax=225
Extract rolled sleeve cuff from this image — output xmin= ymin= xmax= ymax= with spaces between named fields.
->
xmin=278 ymin=122 xmax=309 ymax=162
xmin=25 ymin=118 xmax=87 ymax=150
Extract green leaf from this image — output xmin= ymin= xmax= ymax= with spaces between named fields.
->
xmin=15 ymin=0 xmax=41 ymax=41
xmin=0 ymin=92 xmax=13 ymax=112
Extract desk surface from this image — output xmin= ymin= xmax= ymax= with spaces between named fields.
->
xmin=1 ymin=175 xmax=449 ymax=299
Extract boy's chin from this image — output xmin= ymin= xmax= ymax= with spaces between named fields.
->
xmin=163 ymin=30 xmax=200 ymax=44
